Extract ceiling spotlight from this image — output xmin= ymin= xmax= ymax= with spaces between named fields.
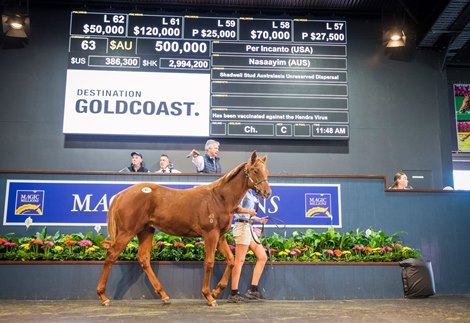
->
xmin=385 ymin=30 xmax=406 ymax=48
xmin=10 ymin=15 xmax=24 ymax=29
xmin=2 ymin=14 xmax=30 ymax=38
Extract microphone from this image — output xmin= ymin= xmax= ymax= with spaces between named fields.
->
xmin=168 ymin=163 xmax=174 ymax=170
xmin=186 ymin=149 xmax=200 ymax=158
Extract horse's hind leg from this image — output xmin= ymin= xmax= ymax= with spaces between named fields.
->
xmin=96 ymin=232 xmax=135 ymax=306
xmin=137 ymin=229 xmax=170 ymax=304
xmin=211 ymin=234 xmax=235 ymax=299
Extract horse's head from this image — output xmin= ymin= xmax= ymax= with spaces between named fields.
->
xmin=244 ymin=151 xmax=271 ymax=199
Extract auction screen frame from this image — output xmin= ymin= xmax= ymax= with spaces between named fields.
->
xmin=63 ymin=11 xmax=349 ymax=140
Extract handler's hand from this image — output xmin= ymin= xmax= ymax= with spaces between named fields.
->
xmin=256 ymin=216 xmax=269 ymax=224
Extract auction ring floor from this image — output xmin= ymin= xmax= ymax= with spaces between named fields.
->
xmin=0 ymin=296 xmax=469 ymax=322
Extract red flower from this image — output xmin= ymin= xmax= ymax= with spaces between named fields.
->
xmin=174 ymin=241 xmax=185 ymax=248
xmin=64 ymin=240 xmax=77 ymax=245
xmin=334 ymin=249 xmax=343 ymax=257
xmin=30 ymin=239 xmax=43 ymax=245
xmin=0 ymin=238 xmax=7 ymax=245
xmin=101 ymin=240 xmax=111 ymax=249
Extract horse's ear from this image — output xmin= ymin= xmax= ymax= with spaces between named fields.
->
xmin=250 ymin=151 xmax=258 ymax=164
xmin=261 ymin=155 xmax=268 ymax=163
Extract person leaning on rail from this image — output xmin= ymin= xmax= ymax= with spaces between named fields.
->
xmin=119 ymin=151 xmax=150 ymax=173
xmin=187 ymin=139 xmax=222 ymax=173
xmin=389 ymin=172 xmax=413 ymax=190
xmin=155 ymin=154 xmax=181 ymax=173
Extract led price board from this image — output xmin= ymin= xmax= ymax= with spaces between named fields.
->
xmin=63 ymin=11 xmax=349 ymax=139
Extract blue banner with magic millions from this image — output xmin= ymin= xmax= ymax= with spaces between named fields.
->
xmin=3 ymin=180 xmax=342 ymax=228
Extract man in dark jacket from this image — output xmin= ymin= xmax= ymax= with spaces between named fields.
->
xmin=120 ymin=151 xmax=150 ymax=172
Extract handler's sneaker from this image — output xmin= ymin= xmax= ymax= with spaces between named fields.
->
xmin=227 ymin=293 xmax=248 ymax=303
xmin=244 ymin=289 xmax=264 ymax=300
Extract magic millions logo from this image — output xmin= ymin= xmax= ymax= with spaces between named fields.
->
xmin=305 ymin=193 xmax=332 ymax=219
xmin=15 ymin=190 xmax=45 ymax=215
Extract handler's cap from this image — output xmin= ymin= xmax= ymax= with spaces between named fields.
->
xmin=131 ymin=151 xmax=143 ymax=158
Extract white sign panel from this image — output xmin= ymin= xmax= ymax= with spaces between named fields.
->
xmin=63 ymin=69 xmax=210 ymax=136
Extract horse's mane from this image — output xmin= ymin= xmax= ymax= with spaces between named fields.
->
xmin=207 ymin=162 xmax=247 ymax=188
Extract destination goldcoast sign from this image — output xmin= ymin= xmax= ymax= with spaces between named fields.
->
xmin=74 ymin=90 xmax=197 ymax=117
xmin=3 ymin=180 xmax=341 ymax=228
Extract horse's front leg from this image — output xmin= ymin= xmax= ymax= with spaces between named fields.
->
xmin=201 ymin=232 xmax=219 ymax=307
xmin=96 ymin=232 xmax=135 ymax=306
xmin=211 ymin=234 xmax=234 ymax=299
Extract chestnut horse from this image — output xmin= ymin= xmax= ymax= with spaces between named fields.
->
xmin=96 ymin=151 xmax=271 ymax=306
xmin=459 ymin=94 xmax=470 ymax=114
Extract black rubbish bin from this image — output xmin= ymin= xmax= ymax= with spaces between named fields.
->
xmin=400 ymin=258 xmax=436 ymax=298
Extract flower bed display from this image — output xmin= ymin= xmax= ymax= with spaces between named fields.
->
xmin=0 ymin=226 xmax=420 ymax=262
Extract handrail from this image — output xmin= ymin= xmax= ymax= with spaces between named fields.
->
xmin=1 ymin=170 xmax=468 ymax=193
xmin=0 ymin=169 xmax=386 ymax=179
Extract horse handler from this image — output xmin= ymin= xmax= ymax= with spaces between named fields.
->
xmin=228 ymin=189 xmax=269 ymax=303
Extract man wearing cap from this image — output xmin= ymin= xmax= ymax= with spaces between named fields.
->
xmin=120 ymin=152 xmax=150 ymax=173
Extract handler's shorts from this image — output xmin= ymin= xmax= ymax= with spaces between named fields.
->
xmin=233 ymin=222 xmax=256 ymax=245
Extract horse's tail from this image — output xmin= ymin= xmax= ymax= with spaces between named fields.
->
xmin=107 ymin=194 xmax=119 ymax=242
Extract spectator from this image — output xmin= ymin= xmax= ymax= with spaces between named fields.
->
xmin=188 ymin=139 xmax=222 ymax=173
xmin=119 ymin=152 xmax=149 ymax=173
xmin=155 ymin=154 xmax=181 ymax=173
xmin=389 ymin=172 xmax=412 ymax=189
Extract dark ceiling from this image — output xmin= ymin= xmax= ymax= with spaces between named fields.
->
xmin=3 ymin=0 xmax=470 ymax=67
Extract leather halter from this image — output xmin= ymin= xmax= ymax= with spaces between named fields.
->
xmin=244 ymin=165 xmax=268 ymax=196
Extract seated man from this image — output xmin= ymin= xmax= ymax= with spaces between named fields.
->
xmin=119 ymin=151 xmax=150 ymax=173
xmin=155 ymin=154 xmax=181 ymax=173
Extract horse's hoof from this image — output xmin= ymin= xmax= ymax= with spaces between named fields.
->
xmin=162 ymin=297 xmax=171 ymax=305
xmin=208 ymin=300 xmax=218 ymax=307
xmin=101 ymin=299 xmax=111 ymax=306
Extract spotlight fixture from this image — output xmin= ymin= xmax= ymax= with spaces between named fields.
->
xmin=2 ymin=14 xmax=30 ymax=38
xmin=1 ymin=0 xmax=30 ymax=48
xmin=386 ymin=30 xmax=406 ymax=48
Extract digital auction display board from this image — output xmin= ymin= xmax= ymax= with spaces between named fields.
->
xmin=63 ymin=11 xmax=348 ymax=139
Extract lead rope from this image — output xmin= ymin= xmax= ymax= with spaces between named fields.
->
xmin=249 ymin=199 xmax=275 ymax=265
xmin=260 ymin=215 xmax=288 ymax=268
xmin=248 ymin=195 xmax=287 ymax=266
